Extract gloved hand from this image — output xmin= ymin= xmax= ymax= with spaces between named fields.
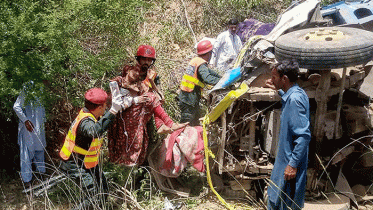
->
xmin=110 ymin=94 xmax=123 ymax=114
xmin=109 ymin=81 xmax=124 ymax=114
xmin=122 ymin=96 xmax=133 ymax=109
xmin=120 ymin=88 xmax=133 ymax=109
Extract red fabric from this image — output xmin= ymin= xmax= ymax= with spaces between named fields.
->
xmin=84 ymin=88 xmax=108 ymax=105
xmin=164 ymin=126 xmax=204 ymax=173
xmin=186 ymin=126 xmax=205 ymax=172
xmin=163 ymin=128 xmax=184 ymax=170
xmin=108 ymin=64 xmax=165 ymax=166
xmin=153 ymin=105 xmax=174 ymax=129
xmin=108 ymin=91 xmax=161 ymax=166
xmin=149 ymin=126 xmax=205 ymax=177
xmin=153 ymin=105 xmax=183 ymax=170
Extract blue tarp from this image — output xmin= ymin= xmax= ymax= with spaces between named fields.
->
xmin=210 ymin=67 xmax=241 ymax=92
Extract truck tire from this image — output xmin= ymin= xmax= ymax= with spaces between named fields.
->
xmin=275 ymin=27 xmax=373 ymax=70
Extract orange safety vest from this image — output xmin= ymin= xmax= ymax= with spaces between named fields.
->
xmin=59 ymin=109 xmax=103 ymax=169
xmin=143 ymin=68 xmax=157 ymax=88
xmin=180 ymin=57 xmax=206 ymax=92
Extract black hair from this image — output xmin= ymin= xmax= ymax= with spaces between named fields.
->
xmin=135 ymin=56 xmax=156 ymax=64
xmin=85 ymin=99 xmax=101 ymax=112
xmin=228 ymin=18 xmax=239 ymax=26
xmin=275 ymin=59 xmax=299 ymax=83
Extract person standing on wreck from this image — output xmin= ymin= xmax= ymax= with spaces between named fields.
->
xmin=108 ymin=45 xmax=187 ymax=166
xmin=265 ymin=60 xmax=311 ymax=210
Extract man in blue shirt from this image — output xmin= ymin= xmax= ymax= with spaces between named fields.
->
xmin=265 ymin=60 xmax=311 ymax=210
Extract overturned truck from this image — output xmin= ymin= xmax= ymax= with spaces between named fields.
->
xmin=206 ymin=0 xmax=373 ymax=208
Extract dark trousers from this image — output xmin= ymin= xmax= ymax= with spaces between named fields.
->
xmin=179 ymin=101 xmax=201 ymax=126
xmin=84 ymin=165 xmax=108 ymax=195
xmin=70 ymin=154 xmax=108 ymax=197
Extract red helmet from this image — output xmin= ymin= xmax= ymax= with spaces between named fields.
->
xmin=136 ymin=45 xmax=156 ymax=59
xmin=197 ymin=40 xmax=213 ymax=55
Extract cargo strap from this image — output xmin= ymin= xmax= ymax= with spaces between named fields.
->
xmin=202 ymin=82 xmax=251 ymax=210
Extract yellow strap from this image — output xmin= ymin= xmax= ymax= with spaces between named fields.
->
xmin=84 ymin=155 xmax=99 ymax=162
xmin=60 ymin=146 xmax=72 ymax=157
xmin=73 ymin=146 xmax=97 ymax=156
xmin=183 ymin=74 xmax=205 ymax=88
xmin=89 ymin=138 xmax=103 ymax=147
xmin=181 ymin=80 xmax=195 ymax=90
xmin=202 ymin=83 xmax=257 ymax=210
xmin=66 ymin=131 xmax=75 ymax=141
xmin=202 ymin=116 xmax=234 ymax=210
xmin=207 ymin=82 xmax=249 ymax=123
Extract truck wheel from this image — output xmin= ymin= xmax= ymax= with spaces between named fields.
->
xmin=275 ymin=27 xmax=373 ymax=70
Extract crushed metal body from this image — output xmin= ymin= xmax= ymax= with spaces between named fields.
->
xmin=207 ymin=0 xmax=373 ymax=208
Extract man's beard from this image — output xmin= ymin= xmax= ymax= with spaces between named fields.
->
xmin=139 ymin=65 xmax=148 ymax=81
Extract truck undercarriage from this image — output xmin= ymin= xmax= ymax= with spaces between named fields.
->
xmin=205 ymin=1 xmax=373 ymax=208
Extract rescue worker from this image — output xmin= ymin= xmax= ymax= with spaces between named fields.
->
xmin=122 ymin=45 xmax=164 ymax=157
xmin=178 ymin=40 xmax=221 ymax=126
xmin=211 ymin=18 xmax=243 ymax=73
xmin=127 ymin=45 xmax=164 ymax=101
xmin=59 ymin=87 xmax=124 ymax=208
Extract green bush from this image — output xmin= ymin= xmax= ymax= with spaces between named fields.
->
xmin=1 ymin=0 xmax=150 ymax=108
xmin=0 ymin=0 xmax=150 ymax=172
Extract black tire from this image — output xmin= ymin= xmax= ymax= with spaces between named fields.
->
xmin=275 ymin=27 xmax=373 ymax=70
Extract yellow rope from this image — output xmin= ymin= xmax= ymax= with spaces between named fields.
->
xmin=202 ymin=116 xmax=234 ymax=210
xmin=201 ymin=82 xmax=250 ymax=210
xmin=207 ymin=82 xmax=249 ymax=122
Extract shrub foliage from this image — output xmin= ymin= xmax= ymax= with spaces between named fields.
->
xmin=0 ymin=0 xmax=149 ymax=174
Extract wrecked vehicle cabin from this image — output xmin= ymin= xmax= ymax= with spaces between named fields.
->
xmin=206 ymin=0 xmax=373 ymax=208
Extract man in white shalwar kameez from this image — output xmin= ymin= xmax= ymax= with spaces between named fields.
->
xmin=13 ymin=81 xmax=46 ymax=187
xmin=211 ymin=18 xmax=243 ymax=73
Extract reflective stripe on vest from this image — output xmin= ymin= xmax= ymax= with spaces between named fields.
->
xmin=143 ymin=68 xmax=157 ymax=88
xmin=180 ymin=57 xmax=207 ymax=92
xmin=181 ymin=74 xmax=205 ymax=90
xmin=59 ymin=109 xmax=103 ymax=169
